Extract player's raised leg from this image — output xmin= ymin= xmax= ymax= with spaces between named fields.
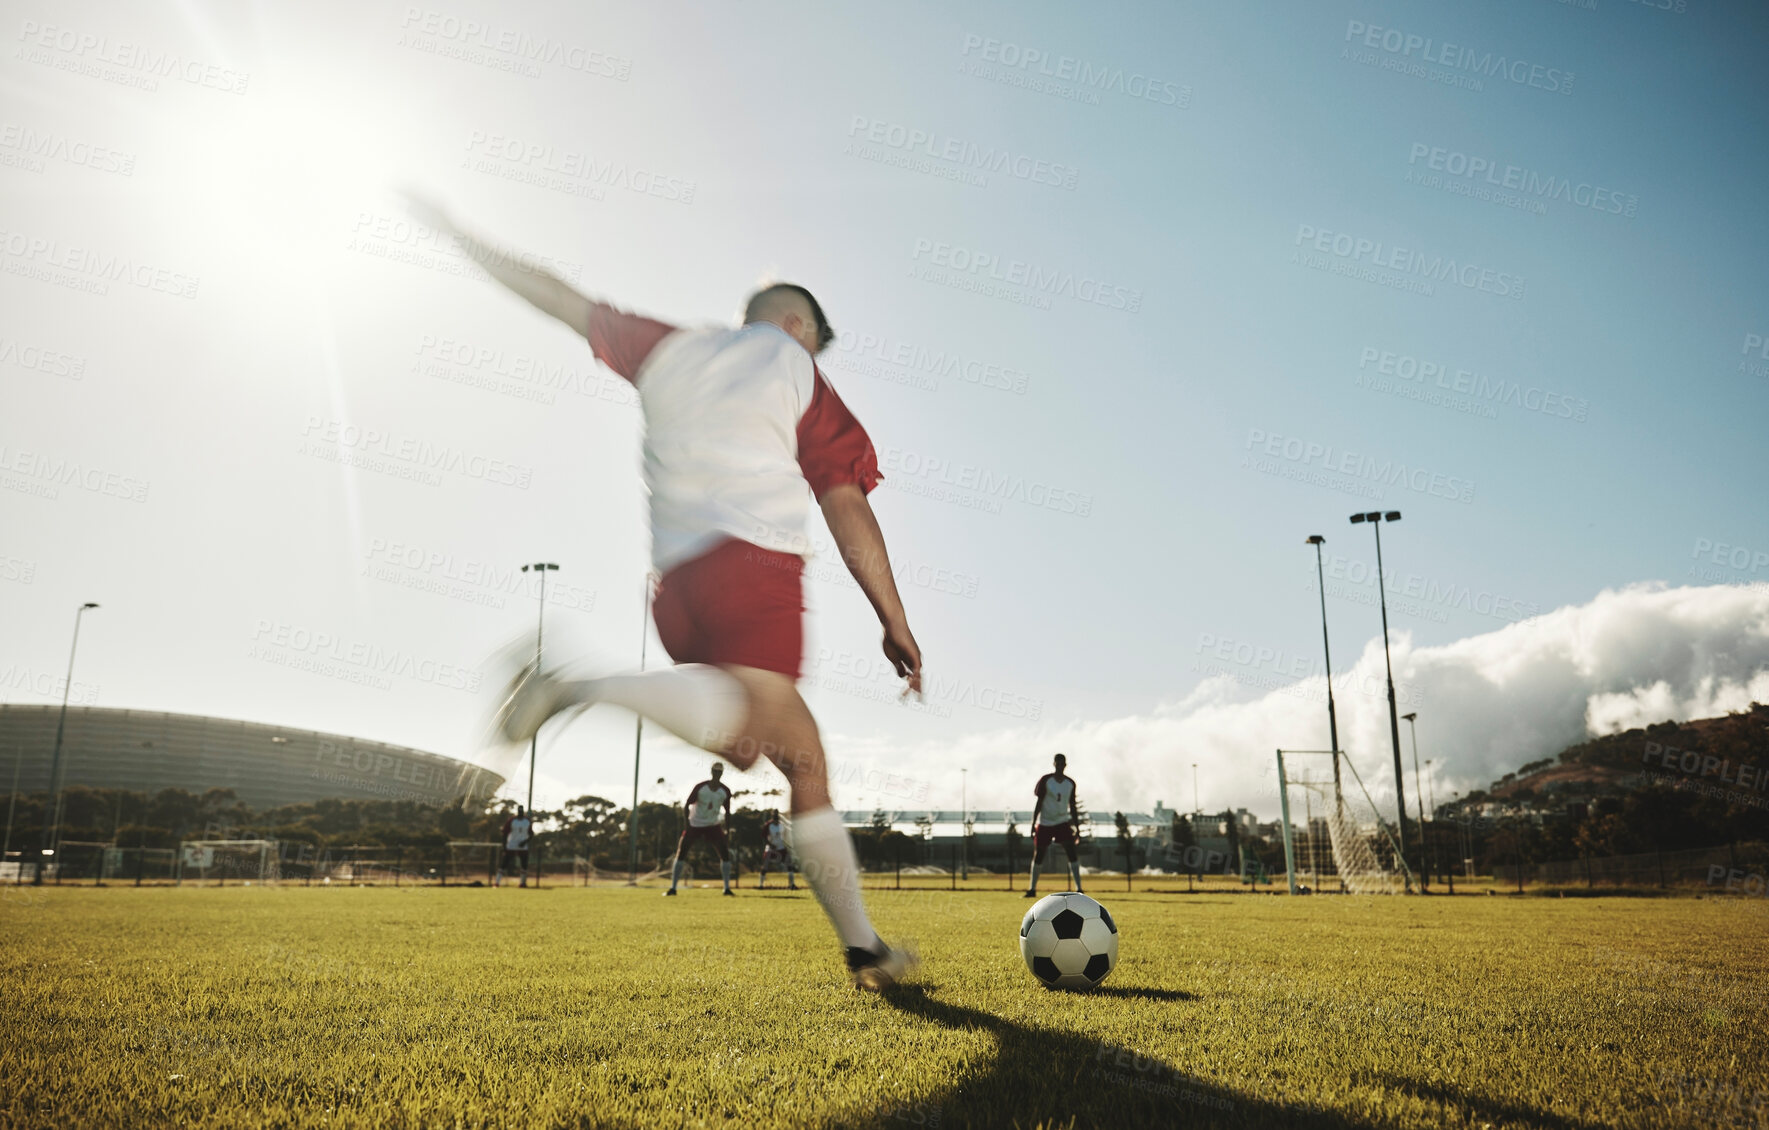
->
xmin=498 ymin=662 xmax=746 ymax=756
xmin=507 ymin=660 xmax=911 ymax=983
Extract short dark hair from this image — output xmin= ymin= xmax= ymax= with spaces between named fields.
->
xmin=745 ymin=283 xmax=834 ymax=352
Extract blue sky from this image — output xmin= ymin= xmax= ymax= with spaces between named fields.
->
xmin=3 ymin=0 xmax=1766 ymax=817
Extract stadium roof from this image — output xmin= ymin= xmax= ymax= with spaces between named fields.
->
xmin=0 ymin=704 xmax=501 ymax=811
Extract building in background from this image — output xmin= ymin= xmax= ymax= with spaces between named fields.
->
xmin=0 ymin=705 xmax=502 ymax=812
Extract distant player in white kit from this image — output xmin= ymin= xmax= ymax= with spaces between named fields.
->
xmin=409 ymin=195 xmax=920 ymax=989
xmin=1025 ymin=754 xmax=1083 ymax=897
xmin=668 ymin=763 xmax=735 ymax=897
xmin=497 ymin=804 xmax=533 ymax=888
xmin=758 ymin=810 xmax=798 ymax=890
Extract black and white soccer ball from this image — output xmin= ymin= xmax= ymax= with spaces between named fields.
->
xmin=1019 ymin=892 xmax=1118 ymax=990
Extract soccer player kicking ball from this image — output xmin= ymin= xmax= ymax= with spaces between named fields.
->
xmin=409 ymin=196 xmax=921 ymax=990
xmin=1024 ymin=754 xmax=1084 ymax=898
xmin=667 ymin=763 xmax=736 ymax=897
xmin=758 ymin=810 xmax=798 ymax=891
xmin=495 ymin=804 xmax=533 ymax=888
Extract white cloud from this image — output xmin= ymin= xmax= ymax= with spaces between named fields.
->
xmin=825 ymin=583 xmax=1769 ymax=819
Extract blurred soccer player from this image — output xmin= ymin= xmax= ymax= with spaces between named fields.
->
xmin=758 ymin=809 xmax=798 ymax=890
xmin=667 ymin=763 xmax=735 ymax=896
xmin=1025 ymin=754 xmax=1083 ymax=897
xmin=410 ymin=196 xmax=921 ymax=989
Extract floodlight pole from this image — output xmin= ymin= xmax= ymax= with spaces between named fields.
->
xmin=1305 ymin=535 xmax=1343 ymax=811
xmin=520 ymin=564 xmax=559 ymax=819
xmin=628 ymin=577 xmax=651 ymax=885
xmin=37 ymin=602 xmax=98 ymax=885
xmin=1352 ymin=511 xmax=1411 ymax=891
xmin=1403 ymin=712 xmax=1428 ymax=893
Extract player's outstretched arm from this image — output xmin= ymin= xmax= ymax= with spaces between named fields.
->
xmin=819 ymin=484 xmax=921 ymax=697
xmin=402 ymin=191 xmax=593 ymax=334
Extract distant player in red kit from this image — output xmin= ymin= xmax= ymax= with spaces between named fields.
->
xmin=497 ymin=804 xmax=533 ymax=888
xmin=1025 ymin=754 xmax=1083 ymax=897
xmin=408 ymin=194 xmax=920 ymax=989
xmin=668 ymin=763 xmax=735 ymax=896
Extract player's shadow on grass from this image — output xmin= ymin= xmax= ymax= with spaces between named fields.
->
xmin=1084 ymin=985 xmax=1196 ymax=1002
xmin=866 ymin=985 xmax=1367 ymax=1130
xmin=1369 ymin=1073 xmax=1608 ymax=1130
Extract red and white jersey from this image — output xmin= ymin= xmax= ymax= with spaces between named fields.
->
xmin=503 ymin=814 xmax=532 ymax=851
xmin=1034 ymin=774 xmax=1075 ymax=826
xmin=585 ymin=303 xmax=882 ymax=572
xmin=686 ymin=779 xmax=732 ymax=828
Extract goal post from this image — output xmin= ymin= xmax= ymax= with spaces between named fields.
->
xmin=1275 ymin=750 xmax=1414 ymax=895
xmin=1277 ymin=750 xmax=1298 ymax=895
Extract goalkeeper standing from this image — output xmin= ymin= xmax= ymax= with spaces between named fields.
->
xmin=1024 ymin=754 xmax=1083 ymax=897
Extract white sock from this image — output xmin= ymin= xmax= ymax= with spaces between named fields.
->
xmin=789 ymin=806 xmax=878 ymax=951
xmin=1069 ymin=859 xmax=1083 ymax=890
xmin=720 ymin=860 xmax=731 ymax=889
xmin=1027 ymin=861 xmax=1041 ymax=893
xmin=558 ymin=665 xmax=747 ymax=752
xmin=670 ymin=858 xmax=684 ymax=889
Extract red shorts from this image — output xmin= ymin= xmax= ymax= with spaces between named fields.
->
xmin=1034 ymin=823 xmax=1078 ymax=852
xmin=677 ymin=823 xmax=730 ymax=859
xmin=653 ymin=538 xmax=805 ymax=679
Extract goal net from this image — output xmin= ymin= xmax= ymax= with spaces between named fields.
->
xmin=1275 ymin=750 xmax=1412 ymax=894
xmin=445 ymin=841 xmax=501 ymax=885
xmin=178 ymin=840 xmax=280 ymax=884
xmin=53 ymin=840 xmax=114 ymax=881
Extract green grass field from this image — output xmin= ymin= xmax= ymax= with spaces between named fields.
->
xmin=2 ymin=882 xmax=1766 ymax=1129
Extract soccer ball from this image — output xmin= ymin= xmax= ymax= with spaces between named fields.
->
xmin=1019 ymin=892 xmax=1118 ymax=989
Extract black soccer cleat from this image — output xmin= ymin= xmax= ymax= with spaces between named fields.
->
xmin=722 ymin=888 xmax=735 ymax=897
xmin=845 ymin=940 xmax=918 ymax=992
xmin=663 ymin=888 xmax=677 ymax=897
